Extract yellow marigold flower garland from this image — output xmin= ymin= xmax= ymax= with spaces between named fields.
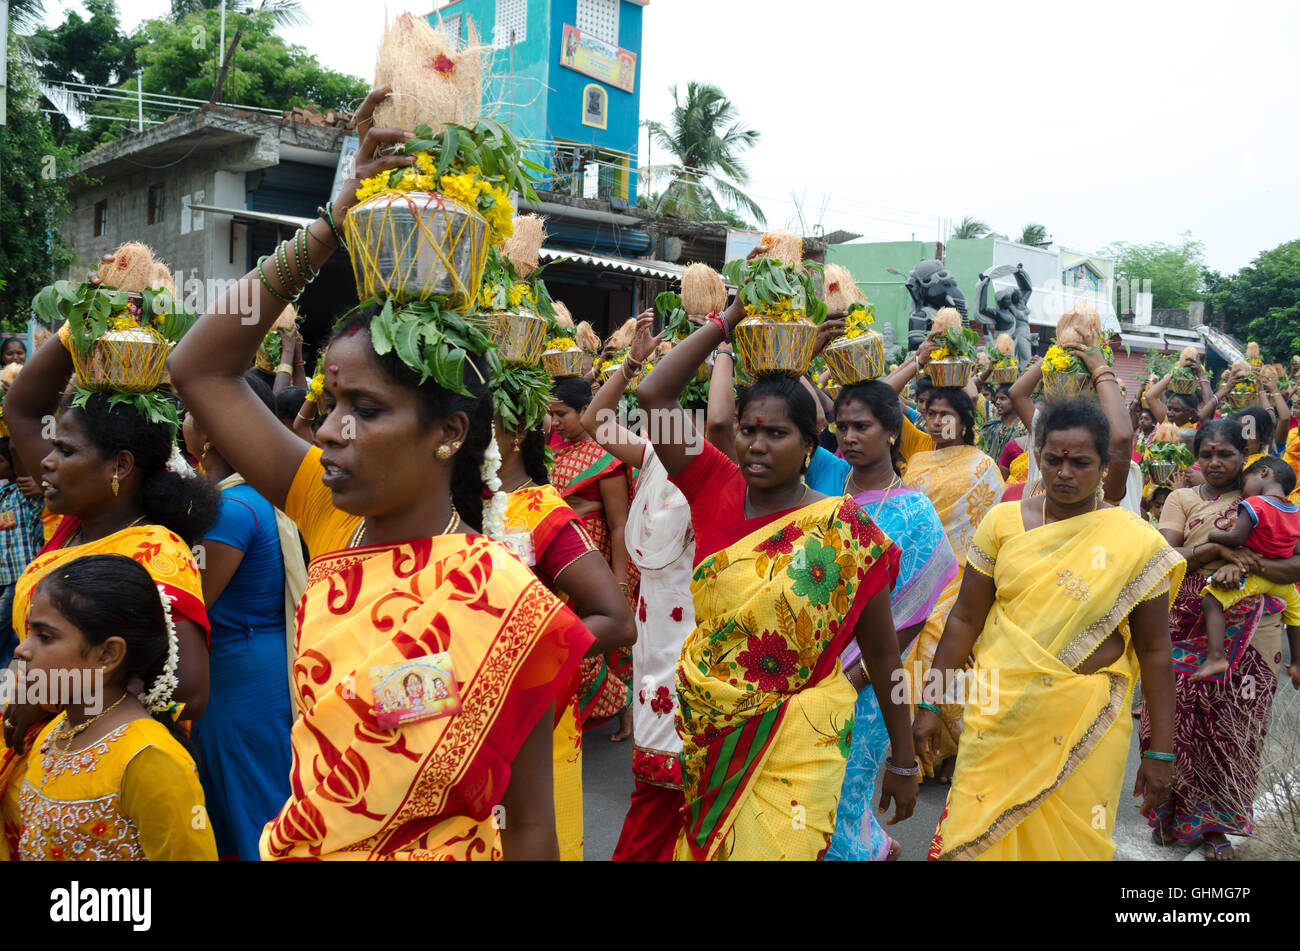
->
xmin=353 ymin=154 xmax=516 ymax=246
xmin=842 ymin=304 xmax=875 ymax=339
xmin=545 ymin=336 xmax=577 ymax=351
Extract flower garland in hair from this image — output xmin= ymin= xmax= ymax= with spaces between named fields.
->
xmin=139 ymin=584 xmax=181 ymax=715
xmin=480 ymin=434 xmax=507 ymax=540
xmin=166 ymin=443 xmax=197 ymax=479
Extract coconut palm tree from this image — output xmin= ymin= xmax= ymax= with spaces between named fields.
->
xmin=952 ymin=216 xmax=990 ymax=239
xmin=1019 ymin=222 xmax=1051 ymax=247
xmin=5 ymin=0 xmax=44 ymax=32
xmin=170 ymin=0 xmax=308 ymax=29
xmin=642 ymin=82 xmax=766 ymax=226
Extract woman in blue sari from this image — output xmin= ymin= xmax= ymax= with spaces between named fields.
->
xmin=821 ymin=381 xmax=959 ymax=861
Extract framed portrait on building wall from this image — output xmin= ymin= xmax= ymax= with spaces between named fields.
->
xmin=582 ymin=83 xmax=608 ymax=130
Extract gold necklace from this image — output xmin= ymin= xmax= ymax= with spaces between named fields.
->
xmin=49 ymin=691 xmax=128 ymax=752
xmin=350 ymin=505 xmax=461 ymax=548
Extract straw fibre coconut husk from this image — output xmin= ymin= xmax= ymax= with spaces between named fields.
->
xmin=681 ymin=263 xmax=727 ymax=315
xmin=575 ymin=321 xmax=600 ymax=352
xmin=931 ymin=307 xmax=962 ymax=336
xmin=97 ymin=243 xmax=156 ymax=293
xmin=750 ymin=230 xmax=803 ymax=271
xmin=1151 ymin=421 xmax=1181 ymax=442
xmin=1246 ymin=341 xmax=1261 ymax=360
xmin=607 ymin=318 xmax=637 ymax=351
xmin=655 ymin=341 xmax=672 ymax=359
xmin=821 ymin=264 xmax=865 ymax=313
xmin=1177 ymin=346 xmax=1199 ymax=366
xmin=976 ymin=351 xmax=991 ymax=367
xmin=33 ymin=329 xmax=52 ymax=350
xmin=147 ymin=261 xmax=176 ymax=296
xmin=995 ymin=333 xmax=1014 ymax=356
xmin=273 ymin=304 xmax=298 ymax=331
xmin=1230 ymin=359 xmax=1252 ymax=376
xmin=1056 ymin=301 xmax=1102 ymax=349
xmin=372 ymin=12 xmax=484 ymax=134
xmin=503 ymin=215 xmax=545 ymax=277
xmin=1259 ymin=365 xmax=1278 ymax=386
xmin=552 ymin=301 xmax=574 ymax=330
xmin=0 ymin=363 xmax=22 ymax=387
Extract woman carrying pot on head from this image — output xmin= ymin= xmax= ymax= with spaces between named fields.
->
xmin=548 ymin=374 xmax=635 ymax=741
xmin=169 ymin=87 xmax=591 ymax=861
xmin=489 ymin=357 xmax=635 ymax=862
xmin=0 ymin=320 xmax=219 ymax=860
xmin=917 ymin=399 xmax=1183 ymax=860
xmin=823 ymin=380 xmax=959 ymax=861
xmin=637 ymin=293 xmax=917 ymax=861
xmin=577 ymin=312 xmax=698 ymax=861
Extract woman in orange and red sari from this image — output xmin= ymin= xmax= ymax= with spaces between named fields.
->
xmin=492 ymin=389 xmax=635 ymax=860
xmin=550 ymin=375 xmax=635 ymax=740
xmin=170 ymin=88 xmax=590 ymax=860
xmin=638 ymin=293 xmax=918 ymax=861
xmin=0 ymin=323 xmax=218 ymax=860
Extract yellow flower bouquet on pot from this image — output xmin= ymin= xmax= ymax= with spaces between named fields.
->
xmin=820 ymin=263 xmax=885 ymax=386
xmin=924 ymin=307 xmax=978 ymax=388
xmin=1040 ymin=302 xmax=1111 ymax=402
xmin=988 ymin=332 xmax=1019 ymax=383
xmin=721 ymin=231 xmax=826 ymax=378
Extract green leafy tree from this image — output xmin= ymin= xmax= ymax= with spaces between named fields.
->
xmin=637 ymin=189 xmax=755 ymax=229
xmin=0 ymin=47 xmax=77 ymax=323
xmin=170 ymin=0 xmax=307 ymax=29
xmin=1018 ymin=222 xmax=1050 ymax=247
xmin=1204 ymin=239 xmax=1300 ymax=361
xmin=642 ymin=82 xmax=765 ymax=227
xmin=952 ymin=216 xmax=989 ymax=239
xmin=1105 ymin=233 xmax=1206 ymax=309
xmin=67 ymin=9 xmax=367 ymax=149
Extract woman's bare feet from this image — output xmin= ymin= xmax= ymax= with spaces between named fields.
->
xmin=885 ymin=838 xmax=901 ymax=861
xmin=610 ymin=706 xmax=632 ymax=742
xmin=935 ymin=756 xmax=956 ymax=784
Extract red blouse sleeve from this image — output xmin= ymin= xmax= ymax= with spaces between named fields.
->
xmin=536 ymin=521 xmax=597 ymax=588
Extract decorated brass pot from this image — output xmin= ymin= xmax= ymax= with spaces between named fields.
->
xmin=823 ymin=330 xmax=885 ymax=386
xmin=344 ymin=191 xmax=490 ymax=307
xmin=991 ymin=364 xmax=1019 ymax=384
xmin=542 ymin=347 xmax=584 ymax=378
xmin=487 ymin=310 xmax=548 ymax=366
xmin=1148 ymin=459 xmax=1178 ymax=484
xmin=926 ymin=358 xmax=973 ymax=389
xmin=1041 ymin=369 xmax=1097 ymax=403
xmin=1168 ymin=374 xmax=1199 ymax=395
xmin=732 ymin=315 xmax=816 ymax=377
xmin=1226 ymin=388 xmax=1261 ymax=409
xmin=72 ymin=326 xmax=170 ymax=393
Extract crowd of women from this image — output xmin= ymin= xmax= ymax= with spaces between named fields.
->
xmin=1 ymin=89 xmax=1297 ymax=863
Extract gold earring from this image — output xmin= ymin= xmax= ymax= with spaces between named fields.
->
xmin=889 ymin=436 xmax=896 ymax=445
xmin=513 ymin=431 xmax=523 ymax=451
xmin=436 ymin=445 xmax=453 ymax=461
xmin=201 ymin=441 xmax=212 ymax=466
xmin=111 ymin=470 xmax=119 ymax=497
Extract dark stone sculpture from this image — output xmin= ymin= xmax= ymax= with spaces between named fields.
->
xmin=977 ymin=264 xmax=1034 ymax=365
xmin=905 ymin=260 xmax=968 ymax=350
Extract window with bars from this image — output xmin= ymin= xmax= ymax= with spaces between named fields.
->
xmin=441 ymin=13 xmax=462 ymax=50
xmin=576 ymin=0 xmax=619 ymax=44
xmin=494 ymin=0 xmax=526 ymax=48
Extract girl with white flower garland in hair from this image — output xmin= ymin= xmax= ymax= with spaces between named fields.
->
xmin=13 ymin=554 xmax=217 ymax=860
xmin=170 ymin=86 xmax=591 ymax=860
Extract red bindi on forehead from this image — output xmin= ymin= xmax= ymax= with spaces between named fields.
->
xmin=754 ymin=417 xmax=764 ymax=425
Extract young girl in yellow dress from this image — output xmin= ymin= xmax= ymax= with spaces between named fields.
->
xmin=12 ymin=554 xmax=217 ymax=861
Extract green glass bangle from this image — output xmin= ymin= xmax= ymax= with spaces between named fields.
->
xmin=257 ymin=256 xmax=297 ymax=304
xmin=275 ymin=241 xmax=293 ymax=290
xmin=293 ymin=228 xmax=309 ymax=278
xmin=298 ymin=227 xmax=320 ymax=280
xmin=1142 ymin=751 xmax=1175 ymax=762
xmin=917 ymin=700 xmax=944 ymax=716
xmin=319 ymin=203 xmax=348 ymax=251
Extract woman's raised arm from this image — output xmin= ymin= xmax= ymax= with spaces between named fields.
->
xmin=168 ymin=87 xmax=413 ymax=509
xmin=579 ymin=311 xmax=655 ymax=469
xmin=636 ymin=296 xmax=738 ymax=476
xmin=5 ymin=329 xmax=77 ymax=478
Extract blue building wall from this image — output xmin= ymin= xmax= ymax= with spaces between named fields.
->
xmin=429 ymin=1 xmax=642 ymax=199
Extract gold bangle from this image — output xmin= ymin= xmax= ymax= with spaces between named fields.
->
xmin=296 ymin=409 xmax=316 ymax=422
xmin=275 ymin=363 xmax=293 ymax=376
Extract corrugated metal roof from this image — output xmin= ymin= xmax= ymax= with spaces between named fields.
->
xmin=540 ymin=248 xmax=682 ymax=281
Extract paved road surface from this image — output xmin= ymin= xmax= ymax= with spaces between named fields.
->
xmin=581 ymin=676 xmax=1295 ymax=861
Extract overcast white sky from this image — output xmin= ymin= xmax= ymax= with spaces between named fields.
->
xmin=39 ymin=0 xmax=1300 ymax=273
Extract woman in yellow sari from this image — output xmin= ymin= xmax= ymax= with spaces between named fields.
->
xmin=0 ymin=323 xmax=217 ymax=860
xmin=170 ymin=88 xmax=590 ymax=860
xmin=638 ymin=292 xmax=918 ymax=861
xmin=897 ymin=385 xmax=1003 ymax=779
xmin=492 ymin=393 xmax=635 ymax=860
xmin=916 ymin=397 xmax=1181 ymax=860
